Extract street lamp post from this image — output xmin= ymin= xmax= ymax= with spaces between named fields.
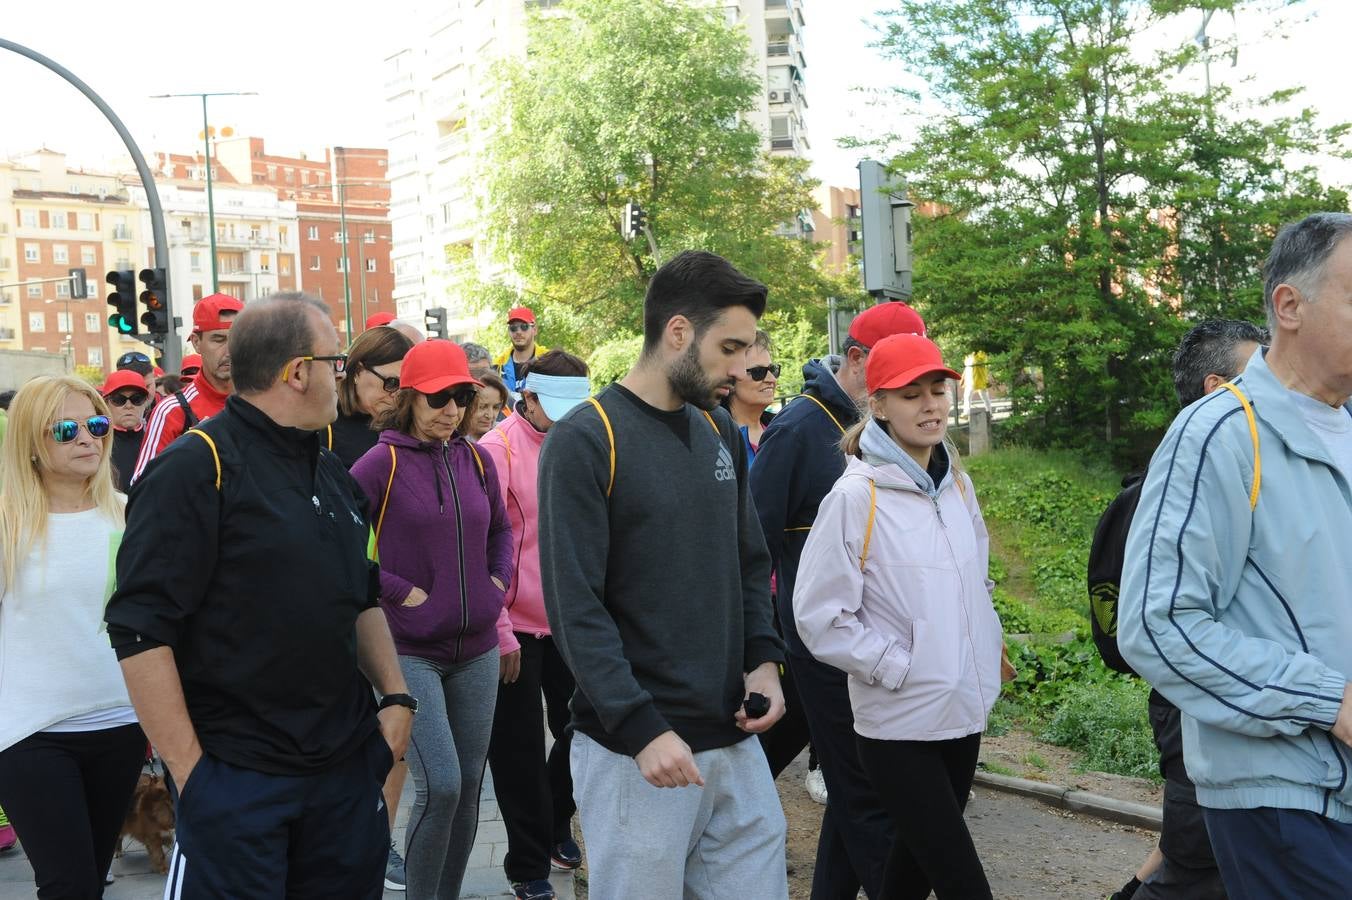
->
xmin=305 ymin=173 xmax=387 ymax=343
xmin=150 ymin=91 xmax=258 ymax=294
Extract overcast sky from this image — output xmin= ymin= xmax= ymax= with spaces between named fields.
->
xmin=3 ymin=0 xmax=1349 ymax=191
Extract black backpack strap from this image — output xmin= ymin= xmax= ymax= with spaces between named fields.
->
xmin=173 ymin=391 xmax=199 ymax=429
xmin=1087 ymin=472 xmax=1145 ymax=676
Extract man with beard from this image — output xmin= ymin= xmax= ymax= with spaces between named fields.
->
xmin=132 ymin=294 xmax=242 ymax=481
xmin=538 ymin=250 xmax=787 ymax=900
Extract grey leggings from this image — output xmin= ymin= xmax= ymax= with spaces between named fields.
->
xmin=400 ymin=649 xmax=500 ymax=899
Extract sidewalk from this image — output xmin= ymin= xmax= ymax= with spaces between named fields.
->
xmin=0 ymin=767 xmax=576 ymax=900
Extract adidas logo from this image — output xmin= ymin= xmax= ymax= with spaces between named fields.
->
xmin=714 ymin=444 xmax=735 ymax=482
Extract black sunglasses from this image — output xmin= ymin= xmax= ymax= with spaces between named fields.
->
xmin=746 ymin=364 xmax=781 ymax=382
xmin=107 ymin=392 xmax=149 ymax=408
xmin=508 ymin=323 xmax=534 ymax=333
xmin=364 ymin=365 xmax=401 ymax=393
xmin=51 ymin=416 xmax=111 ymax=443
xmin=423 ymin=386 xmax=480 ymax=410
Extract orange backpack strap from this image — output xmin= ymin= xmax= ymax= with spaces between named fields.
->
xmin=183 ymin=429 xmax=222 ymax=491
xmin=859 ymin=478 xmax=877 ymax=573
xmin=368 ymin=444 xmax=398 ymax=561
xmin=802 ymin=393 xmax=846 ymax=435
xmin=586 ymin=397 xmax=617 ymax=498
xmin=1219 ymin=382 xmax=1261 ymax=511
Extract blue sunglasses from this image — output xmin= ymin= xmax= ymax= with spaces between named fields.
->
xmin=51 ymin=416 xmax=111 ymax=443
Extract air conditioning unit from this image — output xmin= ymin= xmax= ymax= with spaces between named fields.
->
xmin=769 ymin=91 xmax=782 ymax=103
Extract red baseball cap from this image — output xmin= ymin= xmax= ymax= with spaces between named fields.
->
xmin=179 ymin=353 xmax=203 ymax=374
xmin=398 ymin=339 xmax=484 ymax=394
xmin=848 ymin=302 xmax=926 ymax=349
xmin=100 ymin=369 xmax=151 ymax=398
xmin=192 ymin=294 xmax=244 ymax=334
xmin=865 ymin=333 xmax=960 ymax=393
xmin=365 ymin=312 xmax=397 ymax=330
xmin=507 ymin=306 xmax=535 ymax=325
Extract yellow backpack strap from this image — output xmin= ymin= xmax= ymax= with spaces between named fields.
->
xmin=325 ymin=424 xmax=333 ymax=450
xmin=1219 ymin=382 xmax=1261 ymax=511
xmin=860 ymin=478 xmax=877 ymax=573
xmin=369 ymin=444 xmax=397 ymax=560
xmin=468 ymin=442 xmax=485 ymax=480
xmin=802 ymin=393 xmax=846 ymax=435
xmin=700 ymin=409 xmax=720 ymax=434
xmin=587 ymin=397 xmax=617 ymax=498
xmin=183 ymin=429 xmax=221 ymax=491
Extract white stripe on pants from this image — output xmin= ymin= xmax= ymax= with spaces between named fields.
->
xmin=571 ymin=732 xmax=788 ymax=900
xmin=163 ymin=843 xmax=187 ymax=900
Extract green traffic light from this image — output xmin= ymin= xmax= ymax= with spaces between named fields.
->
xmin=108 ymin=313 xmax=134 ymax=334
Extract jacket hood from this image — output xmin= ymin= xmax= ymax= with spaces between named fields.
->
xmin=378 ymin=428 xmax=460 ymax=452
xmin=802 ymin=357 xmax=860 ymax=424
xmin=858 ymin=418 xmax=953 ymax=497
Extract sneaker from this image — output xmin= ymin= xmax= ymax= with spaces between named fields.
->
xmin=513 ymin=880 xmax=558 ymax=900
xmin=0 ymin=807 xmax=15 ymax=852
xmin=550 ymin=837 xmax=582 ymax=870
xmin=384 ymin=839 xmax=407 ymax=892
xmin=805 ymin=768 xmax=828 ymax=805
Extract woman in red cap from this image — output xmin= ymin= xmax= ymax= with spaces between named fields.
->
xmin=350 ymin=339 xmax=514 ymax=899
xmin=792 ymin=333 xmax=1006 ymax=900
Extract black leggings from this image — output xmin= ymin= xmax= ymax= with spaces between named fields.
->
xmin=856 ymin=732 xmax=991 ymax=900
xmin=0 ymin=723 xmax=146 ymax=899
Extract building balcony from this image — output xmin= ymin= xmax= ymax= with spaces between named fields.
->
xmin=0 ymin=327 xmax=15 ymax=340
xmin=111 ymin=226 xmax=133 ymax=241
xmin=0 ymin=257 xmax=11 ymax=270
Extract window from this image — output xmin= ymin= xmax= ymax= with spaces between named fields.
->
xmin=279 ymin=256 xmax=292 ymax=276
xmin=279 ymin=226 xmax=289 ymax=245
xmin=335 ymin=230 xmax=347 ymax=244
xmin=21 ymin=210 xmax=37 ymax=227
xmin=78 ymin=212 xmax=95 ymax=231
xmin=364 ymin=230 xmax=375 ymax=244
xmin=441 ymin=202 xmax=453 ymax=224
xmin=336 ymin=257 xmax=349 ymax=272
xmin=81 ymin=245 xmax=97 ymax=265
xmin=28 ymin=312 xmax=44 ymax=332
xmin=250 ymin=226 xmax=261 ymax=241
xmin=193 ymin=284 xmax=204 ymax=301
xmin=190 ymin=251 xmax=202 ymax=271
xmin=57 ymin=312 xmax=72 ymax=332
xmin=366 ymin=258 xmax=377 ymax=273
xmin=309 ymin=255 xmax=321 ymax=271
xmin=85 ymin=312 xmax=99 ymax=332
xmin=260 ymin=254 xmax=271 ymax=272
xmin=23 ymin=244 xmax=39 ymax=262
xmin=26 ymin=282 xmax=42 ymax=299
xmin=307 ymin=225 xmax=319 ymax=240
xmin=53 ymin=244 xmax=69 ymax=264
xmin=87 ymin=347 xmax=103 ymax=367
xmin=56 ymin=282 xmax=70 ymax=299
xmin=69 ymin=183 xmax=81 ymax=194
xmin=266 ymin=165 xmax=277 ymax=180
xmin=285 ymin=169 xmax=295 ymax=183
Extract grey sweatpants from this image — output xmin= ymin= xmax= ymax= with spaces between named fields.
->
xmin=571 ymin=732 xmax=788 ymax=900
xmin=400 ymin=649 xmax=499 ymax=899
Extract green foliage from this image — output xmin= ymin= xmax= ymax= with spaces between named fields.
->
xmin=473 ymin=0 xmax=854 ymax=356
xmin=73 ymin=364 xmax=104 ymax=387
xmin=1043 ymin=678 xmax=1161 ymax=781
xmin=873 ymin=0 xmax=1350 ymax=458
xmin=588 ymin=333 xmax=645 ymax=386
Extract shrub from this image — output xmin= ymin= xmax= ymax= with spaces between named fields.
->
xmin=1042 ymin=678 xmax=1161 ymax=781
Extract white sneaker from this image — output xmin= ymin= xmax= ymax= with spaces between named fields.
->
xmin=805 ymin=768 xmax=828 ymax=805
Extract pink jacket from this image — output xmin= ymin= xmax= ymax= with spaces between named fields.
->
xmin=477 ymin=412 xmax=550 ymax=654
xmin=793 ymin=455 xmax=1004 ymax=741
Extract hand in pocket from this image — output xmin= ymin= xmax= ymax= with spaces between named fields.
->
xmin=403 ymin=587 xmax=429 ymax=608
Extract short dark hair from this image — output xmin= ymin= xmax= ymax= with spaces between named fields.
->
xmin=1263 ymin=212 xmax=1352 ymax=327
xmin=1171 ymin=319 xmax=1269 ymax=407
xmin=229 ymin=292 xmax=333 ymax=394
xmin=0 ymin=390 xmax=14 ymax=411
xmin=642 ymin=250 xmax=767 ymax=352
xmin=339 ymin=326 xmax=415 ymax=416
xmin=520 ymin=349 xmax=589 ymax=380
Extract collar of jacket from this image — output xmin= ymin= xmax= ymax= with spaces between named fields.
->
xmin=191 ymin=370 xmax=231 ymax=405
xmin=801 ymin=357 xmax=862 ymax=426
xmin=378 ymin=427 xmax=466 ymax=454
xmin=228 ymin=396 xmax=322 ymax=457
xmin=1234 ymin=346 xmax=1349 ymax=467
xmin=858 ymin=418 xmax=953 ymax=496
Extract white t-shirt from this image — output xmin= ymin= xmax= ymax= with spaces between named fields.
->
xmin=1291 ymin=389 xmax=1352 ymax=485
xmin=0 ymin=507 xmax=137 ymax=751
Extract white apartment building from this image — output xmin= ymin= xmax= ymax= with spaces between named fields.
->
xmin=384 ymin=0 xmax=808 ymax=330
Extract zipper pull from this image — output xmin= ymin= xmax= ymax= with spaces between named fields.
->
xmin=312 ymin=495 xmax=321 ymax=516
xmin=933 ymin=496 xmax=946 ymax=528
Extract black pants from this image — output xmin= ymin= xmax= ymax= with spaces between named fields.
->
xmin=1136 ymin=696 xmax=1226 ymax=899
xmin=856 ymin=732 xmax=991 ymax=900
xmin=759 ymin=655 xmax=814 ymax=777
xmin=0 ymin=723 xmax=146 ymax=900
xmin=487 ymin=633 xmax=576 ymax=883
xmin=165 ymin=729 xmax=392 ymax=899
xmin=1205 ymin=807 xmax=1352 ymax=900
xmin=790 ymin=650 xmax=893 ymax=900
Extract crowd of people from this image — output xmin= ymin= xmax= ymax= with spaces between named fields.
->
xmin=0 ymin=213 xmax=1350 ymax=900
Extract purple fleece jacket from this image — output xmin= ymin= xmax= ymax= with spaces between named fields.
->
xmin=351 ymin=430 xmax=514 ymax=665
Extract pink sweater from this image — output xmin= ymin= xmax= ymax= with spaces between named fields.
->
xmin=477 ymin=412 xmax=551 ymax=653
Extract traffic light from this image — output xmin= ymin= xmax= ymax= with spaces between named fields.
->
xmin=621 ymin=201 xmax=647 ymax=241
xmin=138 ymin=267 xmax=169 ymax=335
xmin=68 ymin=267 xmax=88 ymax=299
xmin=106 ymin=269 xmax=138 ymax=335
xmin=424 ymin=306 xmax=448 ymax=340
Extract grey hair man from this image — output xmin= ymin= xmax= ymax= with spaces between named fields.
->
xmin=461 ymin=342 xmax=494 ymax=380
xmin=1121 ymin=213 xmax=1352 ymax=898
xmin=106 ymin=292 xmax=415 ymax=898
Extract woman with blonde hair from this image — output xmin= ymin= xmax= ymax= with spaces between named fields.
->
xmin=793 ymin=334 xmax=1005 ymax=900
xmin=0 ymin=375 xmax=146 ymax=898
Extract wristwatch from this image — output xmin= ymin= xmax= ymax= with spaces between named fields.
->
xmin=378 ymin=693 xmax=419 ymax=714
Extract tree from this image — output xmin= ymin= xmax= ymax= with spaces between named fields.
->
xmin=872 ymin=0 xmax=1347 ymax=455
xmin=471 ymin=0 xmax=859 ymax=358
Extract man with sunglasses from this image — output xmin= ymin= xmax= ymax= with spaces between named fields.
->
xmin=107 ymin=292 xmax=413 ymax=899
xmin=100 ymin=369 xmax=151 ymax=492
xmin=132 ymin=294 xmax=243 ymax=483
xmin=495 ymin=307 xmax=549 ymax=395
xmin=748 ymin=300 xmax=926 ymax=900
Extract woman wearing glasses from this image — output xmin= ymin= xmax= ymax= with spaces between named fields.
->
xmin=722 ymin=329 xmax=780 ymax=461
xmin=351 ymin=339 xmax=514 ymax=900
xmin=333 ymin=325 xmax=417 ymax=469
xmin=0 ymin=376 xmax=146 ymax=898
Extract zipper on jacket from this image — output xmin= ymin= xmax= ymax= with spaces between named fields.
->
xmin=934 ymin=481 xmax=986 ymax=716
xmin=441 ymin=443 xmax=471 ymax=661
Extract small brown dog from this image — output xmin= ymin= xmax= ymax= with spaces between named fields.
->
xmin=118 ymin=773 xmax=175 ymax=874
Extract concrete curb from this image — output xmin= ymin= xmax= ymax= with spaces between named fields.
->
xmin=974 ymin=770 xmax=1163 ymax=831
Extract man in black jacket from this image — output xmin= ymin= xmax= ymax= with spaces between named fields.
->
xmin=105 ymin=293 xmax=415 ymax=900
xmin=749 ymin=301 xmax=924 ymax=900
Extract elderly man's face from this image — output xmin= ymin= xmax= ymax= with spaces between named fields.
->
xmin=1288 ymin=236 xmax=1352 ymax=400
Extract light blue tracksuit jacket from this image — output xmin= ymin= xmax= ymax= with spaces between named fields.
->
xmin=1120 ymin=347 xmax=1352 ymax=822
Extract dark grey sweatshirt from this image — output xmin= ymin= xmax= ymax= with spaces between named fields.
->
xmin=538 ymin=383 xmax=784 ymax=756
